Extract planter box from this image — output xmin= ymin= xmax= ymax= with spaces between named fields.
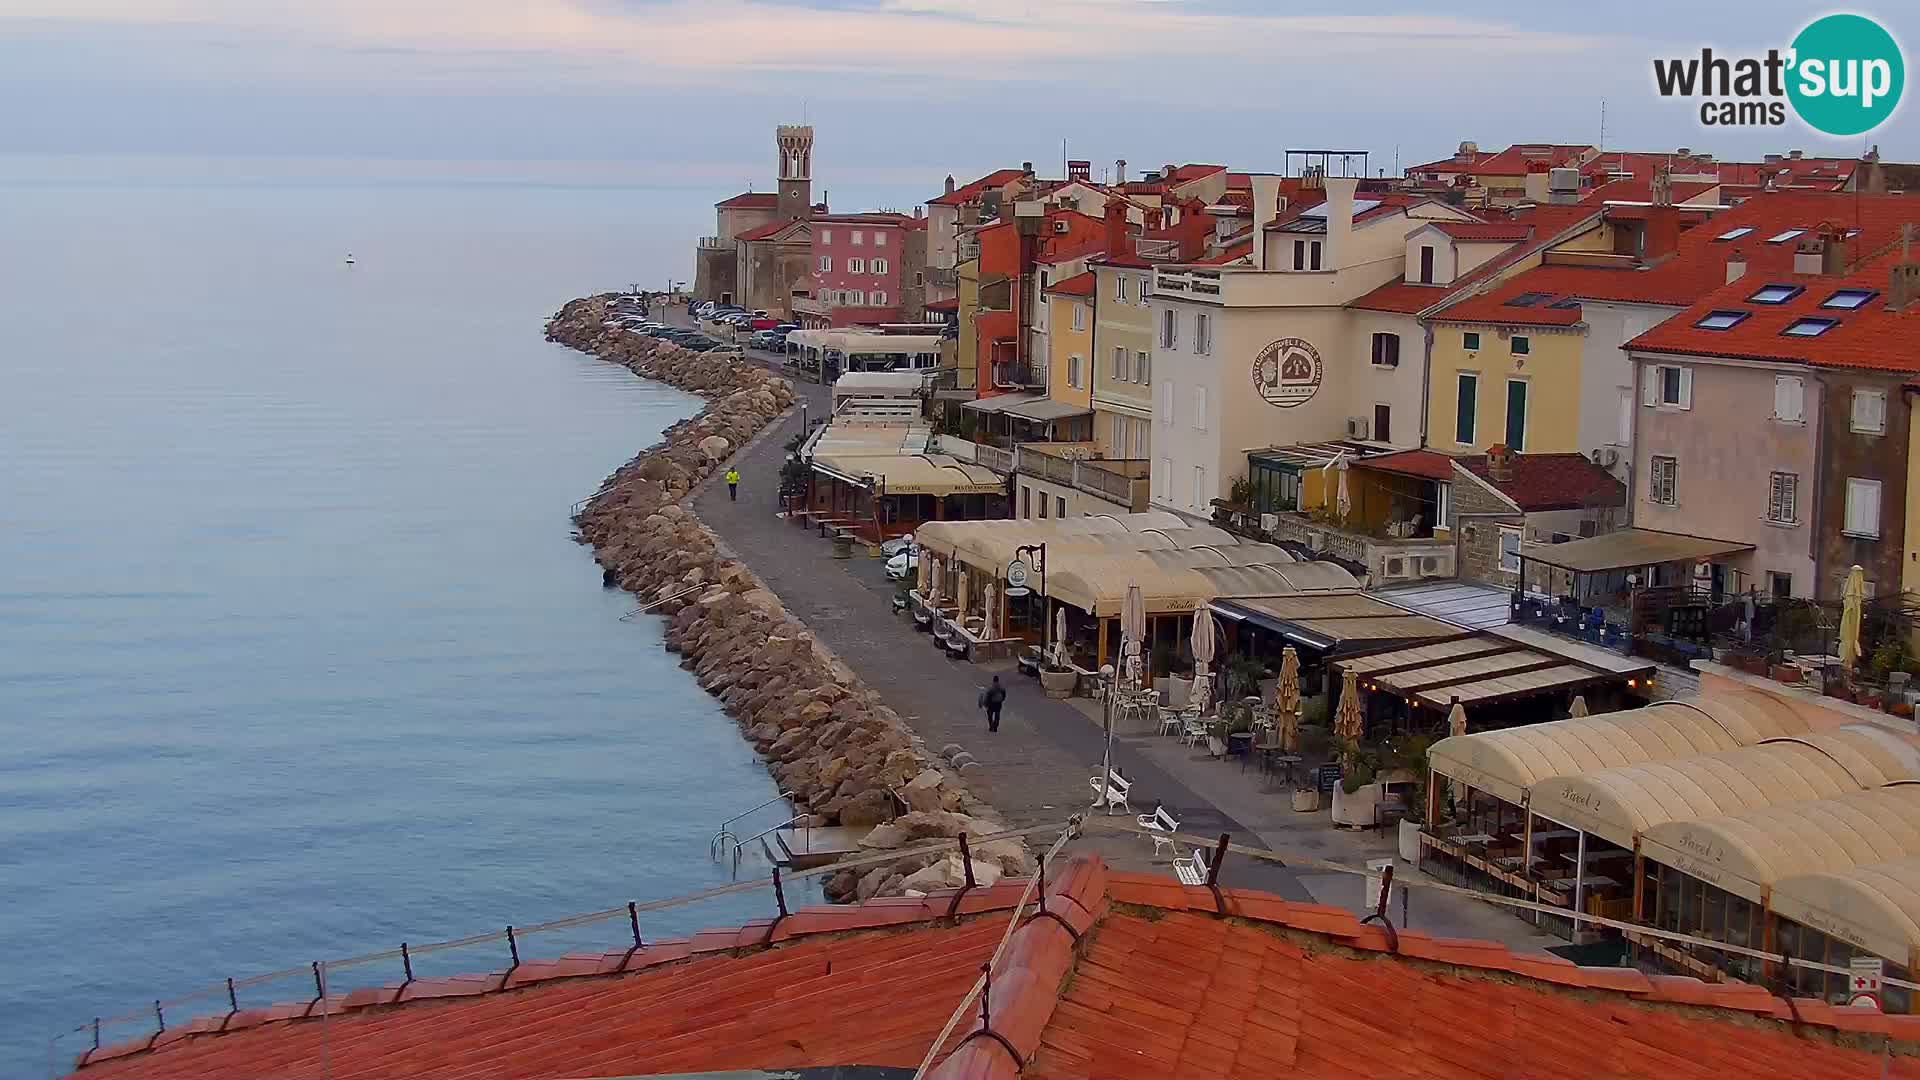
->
xmin=1291 ymin=788 xmax=1321 ymax=813
xmin=1039 ymin=668 xmax=1078 ymax=698
xmin=1331 ymin=783 xmax=1381 ymax=828
xmin=1399 ymin=819 xmax=1422 ymax=863
xmin=1771 ymin=664 xmax=1802 ymax=685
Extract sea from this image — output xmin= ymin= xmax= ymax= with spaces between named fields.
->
xmin=0 ymin=162 xmax=819 ymax=1075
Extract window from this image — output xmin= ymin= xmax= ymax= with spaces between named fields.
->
xmin=1370 ymin=333 xmax=1400 ymax=367
xmin=1845 ymin=477 xmax=1882 ymax=537
xmin=1511 ymin=335 xmax=1531 ymax=356
xmin=1057 ymin=496 xmax=1067 ymax=518
xmin=1069 ymin=354 xmax=1083 ymax=389
xmin=1455 ymin=373 xmax=1478 ymax=444
xmin=1505 ymin=380 xmax=1528 ymax=451
xmin=1765 ymin=229 xmax=1804 ymax=244
xmin=1650 ymin=455 xmax=1679 ymax=505
xmin=1115 ymin=274 xmax=1129 ymax=302
xmin=1072 ymin=303 xmax=1086 ymax=332
xmin=1156 ymin=456 xmax=1171 ymax=500
xmin=1293 ymin=240 xmax=1306 ymax=271
xmin=1852 ymin=388 xmax=1887 ymax=435
xmin=1783 ymin=317 xmax=1837 ymax=337
xmin=1767 ymin=471 xmax=1799 ymax=524
xmin=1195 ymin=312 xmax=1212 ymax=355
xmin=871 ymin=291 xmax=887 ymax=306
xmin=1715 ymin=226 xmax=1754 ymax=241
xmin=871 ymin=257 xmax=888 ymax=274
xmin=1822 ymin=288 xmax=1877 ymax=310
xmin=820 ymin=229 xmax=832 ymax=243
xmin=818 ymin=255 xmax=831 ymax=272
xmin=914 ymin=272 xmax=924 ymax=286
xmin=1160 ymin=309 xmax=1177 ymax=349
xmin=872 ymin=231 xmax=886 ymax=246
xmin=1374 ymin=404 xmax=1392 ymax=444
xmin=1038 ymin=491 xmax=1048 ymax=518
xmin=1464 ymin=331 xmax=1481 ymax=351
xmin=1192 ymin=386 xmax=1208 ymax=431
xmin=1158 ymin=379 xmax=1173 ymax=426
xmin=1694 ymin=310 xmax=1749 ymax=330
xmin=848 ymin=290 xmax=865 ymax=305
xmin=1138 ymin=276 xmax=1150 ymax=306
xmin=1645 ymin=364 xmax=1692 ymax=408
xmin=1192 ymin=465 xmax=1207 ymax=509
xmin=847 ymin=257 xmax=864 ymax=273
xmin=1768 ymin=571 xmax=1793 ymax=599
xmin=1419 ymin=245 xmax=1435 ymax=284
xmin=1136 ymin=349 xmax=1150 ymax=384
xmin=1309 ymin=241 xmax=1322 ymax=270
xmin=1774 ymin=375 xmax=1805 ymax=422
xmin=1113 ymin=345 xmax=1127 ymax=381
xmin=1499 ymin=526 xmax=1522 ymax=574
xmin=1747 ymin=283 xmax=1802 ymax=304
xmin=851 ymin=231 xmax=863 ymax=245
xmin=1022 ymin=486 xmax=1031 ymax=519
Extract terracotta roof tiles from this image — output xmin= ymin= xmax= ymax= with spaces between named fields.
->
xmin=929 ymin=169 xmax=1028 ymax=207
xmin=1044 ymin=270 xmax=1096 ymax=297
xmin=715 ymin=191 xmax=779 ymax=209
xmin=1459 ymin=451 xmax=1628 ymax=511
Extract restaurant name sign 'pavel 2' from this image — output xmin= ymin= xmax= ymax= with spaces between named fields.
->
xmin=1251 ymin=337 xmax=1323 ymax=409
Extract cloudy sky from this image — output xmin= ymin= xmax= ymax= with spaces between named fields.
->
xmin=0 ymin=1 xmax=1906 ymax=202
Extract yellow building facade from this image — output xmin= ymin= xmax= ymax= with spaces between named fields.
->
xmin=1044 ymin=281 xmax=1095 ymax=413
xmin=1425 ymin=322 xmax=1587 ymax=454
xmin=1089 ymin=260 xmax=1155 ymax=462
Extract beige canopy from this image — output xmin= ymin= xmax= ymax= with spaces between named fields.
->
xmin=1427 ymin=696 xmax=1812 ymax=807
xmin=1771 ymin=856 xmax=1920 ymax=965
xmin=915 ymin=513 xmax=1190 ymax=572
xmin=1640 ymin=784 xmax=1920 ymax=905
xmin=1530 ymin=725 xmax=1920 ymax=849
xmin=1047 ymin=557 xmax=1356 ymax=617
xmin=813 ymin=453 xmax=1005 ymax=497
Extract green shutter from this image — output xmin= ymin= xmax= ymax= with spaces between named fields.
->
xmin=1505 ymin=380 xmax=1528 ymax=451
xmin=1455 ymin=374 xmax=1477 ymax=444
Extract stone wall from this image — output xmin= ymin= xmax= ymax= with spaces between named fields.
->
xmin=1451 ymin=474 xmax=1524 ymax=588
xmin=546 ymin=297 xmax=1028 ymax=901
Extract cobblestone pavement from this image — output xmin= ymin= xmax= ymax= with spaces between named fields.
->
xmin=649 ymin=309 xmax=1560 ymax=946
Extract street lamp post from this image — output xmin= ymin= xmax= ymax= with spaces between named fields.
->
xmin=1098 ymin=663 xmax=1117 ymax=814
xmin=1014 ymin=542 xmax=1048 ymax=659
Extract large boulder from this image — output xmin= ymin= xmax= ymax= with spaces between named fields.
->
xmin=836 ymin=788 xmax=897 ymax=829
xmin=901 ymin=768 xmax=945 ymax=812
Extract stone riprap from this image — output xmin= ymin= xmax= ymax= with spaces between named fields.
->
xmin=546 ymin=297 xmax=1029 ymax=900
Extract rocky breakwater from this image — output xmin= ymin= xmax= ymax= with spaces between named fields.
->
xmin=546 ymin=296 xmax=1031 ymax=902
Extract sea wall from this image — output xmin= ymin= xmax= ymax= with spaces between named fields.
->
xmin=546 ymin=296 xmax=1029 ymax=901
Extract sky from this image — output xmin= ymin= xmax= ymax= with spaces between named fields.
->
xmin=0 ymin=1 xmax=1912 ymax=206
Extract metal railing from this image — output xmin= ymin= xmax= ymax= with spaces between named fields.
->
xmin=973 ymin=444 xmax=1014 ymax=476
xmin=709 ymin=791 xmax=796 ymax=859
xmin=728 ymin=814 xmax=814 ymax=872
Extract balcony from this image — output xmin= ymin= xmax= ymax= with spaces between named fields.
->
xmin=1016 ymin=445 xmax=1151 ymax=512
xmin=1211 ymin=505 xmax=1455 ymax=585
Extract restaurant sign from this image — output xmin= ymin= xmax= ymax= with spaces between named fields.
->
xmin=1251 ymin=337 xmax=1323 ymax=409
xmin=1004 ymin=558 xmax=1032 ymax=597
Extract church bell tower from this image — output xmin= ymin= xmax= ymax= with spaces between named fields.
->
xmin=776 ymin=125 xmax=814 ymax=222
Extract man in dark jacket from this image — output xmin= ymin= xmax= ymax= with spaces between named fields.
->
xmin=979 ymin=675 xmax=1007 ymax=733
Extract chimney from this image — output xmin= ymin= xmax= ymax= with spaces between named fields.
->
xmin=1103 ymin=196 xmax=1129 ymax=261
xmin=1164 ymin=163 xmax=1177 ymax=181
xmin=1250 ymin=175 xmax=1283 ymax=270
xmin=1650 ymin=163 xmax=1673 ymax=207
xmin=1523 ymin=162 xmax=1550 ymax=204
xmin=1067 ymin=159 xmax=1090 ymax=183
xmin=1642 ymin=205 xmax=1681 ymax=261
xmin=944 ymin=174 xmax=956 ymax=196
xmin=1487 ymin=444 xmax=1514 ymax=483
xmin=1725 ymin=247 xmax=1748 ymax=284
xmin=1021 ymin=161 xmax=1034 ymax=177
xmin=1821 ymin=225 xmax=1851 ymax=275
xmin=1794 ymin=235 xmax=1824 ymax=274
xmin=1764 ymin=152 xmax=1783 ymax=165
xmin=1115 ymin=158 xmax=1127 ymax=184
xmin=1676 ymin=147 xmax=1691 ymax=158
xmin=1889 ymin=239 xmax=1919 ymax=312
xmin=913 ymin=204 xmax=924 ymax=219
xmin=1323 ymin=176 xmax=1358 ymax=272
xmin=1455 ymin=140 xmax=1478 ymax=164
xmin=1789 ymin=149 xmax=1804 ymax=160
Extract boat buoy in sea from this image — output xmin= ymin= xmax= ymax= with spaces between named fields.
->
xmin=345 ymin=253 xmax=356 ymax=266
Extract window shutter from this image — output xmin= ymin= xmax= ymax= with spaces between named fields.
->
xmin=1193 ymin=386 xmax=1208 ymax=430
xmin=1159 ymin=380 xmax=1173 ymax=426
xmin=1678 ymin=367 xmax=1694 ymax=409
xmin=1643 ymin=368 xmax=1660 ymax=407
xmin=1847 ymin=478 xmax=1882 ymax=536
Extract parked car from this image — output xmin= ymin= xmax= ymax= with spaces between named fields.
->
xmin=880 ymin=532 xmax=915 ymax=558
xmin=884 ymin=549 xmax=919 ymax=581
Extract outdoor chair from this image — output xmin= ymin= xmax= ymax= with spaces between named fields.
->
xmin=1157 ymin=706 xmax=1183 ymax=737
xmin=1139 ymin=805 xmax=1181 ymax=859
xmin=1180 ymin=708 xmax=1209 ymax=747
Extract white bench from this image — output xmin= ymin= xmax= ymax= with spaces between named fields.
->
xmin=1138 ymin=805 xmax=1180 ymax=859
xmin=1174 ymin=846 xmax=1210 ymax=886
xmin=1089 ymin=768 xmax=1133 ymax=814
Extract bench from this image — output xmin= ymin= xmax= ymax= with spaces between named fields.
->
xmin=1138 ymin=804 xmax=1179 ymax=859
xmin=1174 ymin=846 xmax=1210 ymax=886
xmin=1089 ymin=768 xmax=1132 ymax=814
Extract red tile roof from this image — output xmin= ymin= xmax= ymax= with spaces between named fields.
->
xmin=1460 ymin=451 xmax=1628 ymax=511
xmin=1470 ymin=143 xmax=1597 ymax=177
xmin=1092 ymin=252 xmax=1153 ymax=270
xmin=1044 ymin=270 xmax=1095 ymax=297
xmin=929 ymin=168 xmax=1028 ymax=207
xmin=735 ymin=219 xmax=806 ymax=242
xmin=1579 ymin=177 xmax=1719 ymax=206
xmin=715 ymin=191 xmax=779 ymax=209
xmin=1719 ymin=157 xmax=1858 ymax=189
xmin=1348 ymin=278 xmax=1454 ymax=314
xmin=1193 ymin=241 xmax=1252 ymax=266
xmin=1356 ymin=449 xmax=1458 ymax=481
xmin=1167 ymin=163 xmax=1228 ymax=182
xmin=926 ymin=297 xmax=959 ymax=312
xmin=1433 ymin=221 xmax=1535 ymax=242
xmin=1627 ymin=253 xmax=1920 ymax=372
xmin=72 ymin=855 xmax=1920 ymax=1080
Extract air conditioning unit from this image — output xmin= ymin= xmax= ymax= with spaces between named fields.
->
xmin=1051 ymin=219 xmax=1071 ymax=235
xmin=1419 ymin=556 xmax=1443 ymax=576
xmin=1599 ymin=447 xmax=1620 ymax=467
xmin=1260 ymin=513 xmax=1278 ymax=532
xmin=1345 ymin=416 xmax=1370 ymax=439
xmin=1383 ymin=556 xmax=1408 ymax=579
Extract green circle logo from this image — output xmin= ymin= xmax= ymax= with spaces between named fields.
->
xmin=1788 ymin=14 xmax=1904 ymax=136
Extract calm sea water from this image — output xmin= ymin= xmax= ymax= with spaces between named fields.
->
xmin=0 ymin=176 xmax=808 ymax=1073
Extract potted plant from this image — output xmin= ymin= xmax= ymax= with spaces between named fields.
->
xmin=1039 ymin=652 xmax=1078 ymax=698
xmin=1386 ymin=733 xmax=1436 ymax=864
xmin=1329 ymin=736 xmax=1382 ymax=828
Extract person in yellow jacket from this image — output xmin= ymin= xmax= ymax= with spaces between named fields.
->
xmin=725 ymin=467 xmax=740 ymax=501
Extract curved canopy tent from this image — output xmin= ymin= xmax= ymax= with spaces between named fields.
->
xmin=1771 ymin=856 xmax=1920 ymax=966
xmin=1426 ymin=697 xmax=1810 ymax=808
xmin=1046 ymin=558 xmax=1357 ymax=618
xmin=1639 ymin=784 xmax=1920 ymax=905
xmin=1529 ymin=725 xmax=1920 ymax=849
xmin=915 ymin=512 xmax=1189 ymax=572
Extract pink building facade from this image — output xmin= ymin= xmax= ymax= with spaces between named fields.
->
xmin=809 ymin=213 xmax=919 ymax=322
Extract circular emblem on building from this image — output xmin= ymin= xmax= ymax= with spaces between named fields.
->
xmin=1251 ymin=337 xmax=1323 ymax=409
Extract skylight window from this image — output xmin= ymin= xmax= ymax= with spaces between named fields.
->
xmin=1765 ymin=229 xmax=1805 ymax=244
xmin=1747 ymin=283 xmax=1803 ymax=305
xmin=1783 ymin=317 xmax=1838 ymax=337
xmin=1821 ymin=289 xmax=1877 ymax=310
xmin=1505 ymin=291 xmax=1553 ymax=308
xmin=1716 ymin=227 xmax=1755 ymax=241
xmin=1547 ymin=297 xmax=1581 ymax=310
xmin=1695 ymin=310 xmax=1749 ymax=330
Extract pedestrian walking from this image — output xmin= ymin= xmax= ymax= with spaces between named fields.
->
xmin=979 ymin=675 xmax=1006 ymax=733
xmin=725 ymin=467 xmax=740 ymax=501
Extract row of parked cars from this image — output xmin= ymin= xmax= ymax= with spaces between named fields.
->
xmin=693 ymin=302 xmax=797 ymax=352
xmin=602 ymin=302 xmax=736 ymax=353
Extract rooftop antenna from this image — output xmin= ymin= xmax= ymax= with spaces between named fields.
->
xmin=1598 ymin=99 xmax=1607 ymax=153
xmin=1062 ymin=137 xmax=1068 ymax=183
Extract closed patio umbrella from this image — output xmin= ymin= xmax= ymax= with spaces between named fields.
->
xmin=981 ymin=582 xmax=997 ymax=640
xmin=1053 ymin=604 xmax=1069 ymax=668
xmin=1121 ymin=584 xmax=1145 ymax=690
xmin=1335 ymin=666 xmax=1365 ymax=761
xmin=925 ymin=554 xmax=941 ymax=603
xmin=1840 ymin=564 xmax=1866 ymax=671
xmin=1447 ymin=699 xmax=1468 ymax=738
xmin=1335 ymin=458 xmax=1352 ymax=523
xmin=1568 ymin=695 xmax=1590 ymax=719
xmin=1189 ymin=612 xmax=1218 ymax=717
xmin=1276 ymin=645 xmax=1302 ymax=752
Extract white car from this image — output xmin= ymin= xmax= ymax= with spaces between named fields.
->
xmin=880 ymin=532 xmax=915 ymax=558
xmin=885 ymin=548 xmax=919 ymax=581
